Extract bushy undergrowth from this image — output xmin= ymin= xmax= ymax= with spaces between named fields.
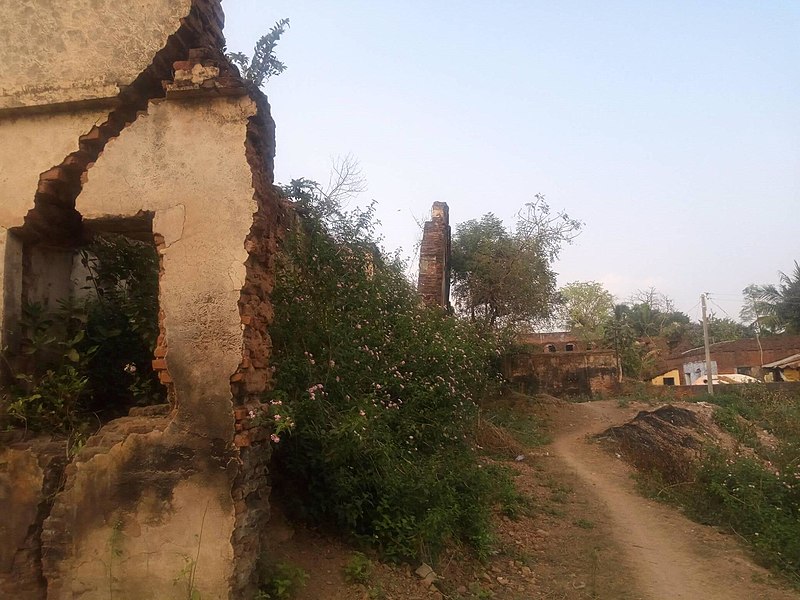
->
xmin=2 ymin=234 xmax=163 ymax=434
xmin=269 ymin=181 xmax=510 ymax=561
xmin=641 ymin=386 xmax=800 ymax=583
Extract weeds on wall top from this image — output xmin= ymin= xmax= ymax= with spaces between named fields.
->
xmin=268 ymin=178 xmax=514 ymax=562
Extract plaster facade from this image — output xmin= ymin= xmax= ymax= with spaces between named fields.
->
xmin=0 ymin=0 xmax=194 ymax=109
xmin=0 ymin=1 xmax=283 ymax=598
xmin=503 ymin=347 xmax=619 ymax=397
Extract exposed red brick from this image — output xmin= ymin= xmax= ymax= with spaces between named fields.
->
xmin=417 ymin=202 xmax=451 ymax=308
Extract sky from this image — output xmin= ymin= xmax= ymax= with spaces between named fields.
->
xmin=223 ymin=1 xmax=800 ymax=324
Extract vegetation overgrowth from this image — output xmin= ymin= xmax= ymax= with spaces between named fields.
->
xmin=268 ymin=179 xmax=517 ymax=562
xmin=639 ymin=386 xmax=800 ymax=584
xmin=1 ymin=234 xmax=163 ymax=436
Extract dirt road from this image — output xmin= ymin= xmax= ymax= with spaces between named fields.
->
xmin=260 ymin=397 xmax=800 ymax=599
xmin=550 ymin=399 xmax=799 ymax=600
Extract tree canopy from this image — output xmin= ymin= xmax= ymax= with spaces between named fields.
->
xmin=450 ymin=196 xmax=582 ymax=331
xmin=741 ymin=261 xmax=800 ymax=335
xmin=558 ymin=280 xmax=614 ymax=341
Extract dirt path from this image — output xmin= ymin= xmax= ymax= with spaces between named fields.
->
xmin=549 ymin=399 xmax=800 ymax=600
xmin=261 ymin=397 xmax=800 ymax=599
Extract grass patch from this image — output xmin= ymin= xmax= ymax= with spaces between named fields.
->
xmin=637 ymin=385 xmax=800 ymax=586
xmin=257 ymin=562 xmax=309 ymax=600
xmin=480 ymin=404 xmax=550 ymax=448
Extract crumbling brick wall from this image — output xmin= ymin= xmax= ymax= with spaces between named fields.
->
xmin=417 ymin=202 xmax=451 ymax=308
xmin=503 ymin=348 xmax=619 ymax=397
xmin=0 ymin=1 xmax=284 ymax=598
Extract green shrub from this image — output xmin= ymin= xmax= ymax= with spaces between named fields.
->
xmin=257 ymin=563 xmax=308 ymax=600
xmin=343 ymin=552 xmax=372 ymax=584
xmin=663 ymin=449 xmax=800 ymax=581
xmin=2 ymin=234 xmax=163 ymax=433
xmin=269 ymin=181 xmax=508 ymax=561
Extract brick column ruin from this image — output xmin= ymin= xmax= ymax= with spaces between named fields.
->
xmin=417 ymin=201 xmax=451 ymax=308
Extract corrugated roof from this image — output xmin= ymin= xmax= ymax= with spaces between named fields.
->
xmin=762 ymin=353 xmax=800 ymax=369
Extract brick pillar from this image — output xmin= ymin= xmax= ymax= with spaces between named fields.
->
xmin=417 ymin=202 xmax=451 ymax=308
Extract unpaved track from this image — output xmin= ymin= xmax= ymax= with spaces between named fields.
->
xmin=550 ymin=400 xmax=800 ymax=600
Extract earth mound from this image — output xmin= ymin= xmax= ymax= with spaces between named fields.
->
xmin=597 ymin=402 xmax=737 ymax=483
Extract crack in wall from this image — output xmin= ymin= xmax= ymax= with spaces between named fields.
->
xmin=15 ymin=0 xmax=227 ymax=247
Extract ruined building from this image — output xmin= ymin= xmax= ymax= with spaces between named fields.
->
xmin=0 ymin=1 xmax=286 ymax=598
xmin=417 ymin=202 xmax=451 ymax=308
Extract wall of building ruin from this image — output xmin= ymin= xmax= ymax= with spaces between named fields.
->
xmin=503 ymin=348 xmax=619 ymax=397
xmin=0 ymin=1 xmax=282 ymax=598
xmin=0 ymin=0 xmax=197 ymax=109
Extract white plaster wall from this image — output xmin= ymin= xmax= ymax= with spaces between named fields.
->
xmin=52 ymin=434 xmax=237 ymax=600
xmin=53 ymin=93 xmax=259 ymax=600
xmin=0 ymin=0 xmax=192 ymax=109
xmin=77 ymin=95 xmax=257 ymax=434
xmin=0 ymin=108 xmax=107 ymax=351
xmin=0 ymin=108 xmax=107 ymax=228
xmin=25 ymin=246 xmax=74 ymax=310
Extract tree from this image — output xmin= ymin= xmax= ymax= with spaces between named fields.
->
xmin=450 ymin=196 xmax=582 ymax=331
xmin=603 ymin=304 xmax=646 ymax=380
xmin=227 ymin=18 xmax=290 ymax=87
xmin=741 ymin=262 xmax=800 ymax=334
xmin=559 ymin=281 xmax=614 ymax=341
xmin=628 ymin=287 xmax=674 ymax=313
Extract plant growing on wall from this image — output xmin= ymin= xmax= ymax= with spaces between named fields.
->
xmin=226 ymin=18 xmax=290 ymax=88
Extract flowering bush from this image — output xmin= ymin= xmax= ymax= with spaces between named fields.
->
xmin=268 ymin=181 xmax=506 ymax=560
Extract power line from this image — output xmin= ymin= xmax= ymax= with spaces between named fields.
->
xmin=708 ymin=298 xmax=733 ymax=319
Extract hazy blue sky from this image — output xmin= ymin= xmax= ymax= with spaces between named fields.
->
xmin=224 ymin=1 xmax=799 ymax=323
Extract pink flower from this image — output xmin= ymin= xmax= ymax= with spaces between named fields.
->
xmin=270 ymin=434 xmax=281 ymax=443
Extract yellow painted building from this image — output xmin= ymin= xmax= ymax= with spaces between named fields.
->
xmin=651 ymin=368 xmax=681 ymax=386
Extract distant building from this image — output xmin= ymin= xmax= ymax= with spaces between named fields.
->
xmin=662 ymin=335 xmax=800 ymax=381
xmin=682 ymin=360 xmax=718 ymax=385
xmin=505 ymin=331 xmax=617 ymax=397
xmin=762 ymin=353 xmax=800 ymax=382
xmin=516 ymin=331 xmax=593 ymax=353
xmin=651 ymin=368 xmax=682 ymax=386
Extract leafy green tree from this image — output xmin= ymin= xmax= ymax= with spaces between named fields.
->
xmin=558 ymin=281 xmax=614 ymax=341
xmin=741 ymin=284 xmax=782 ymax=336
xmin=227 ymin=18 xmax=290 ymax=87
xmin=707 ymin=316 xmax=752 ymax=344
xmin=451 ymin=196 xmax=582 ymax=331
xmin=741 ymin=262 xmax=800 ymax=334
xmin=602 ymin=303 xmax=670 ymax=379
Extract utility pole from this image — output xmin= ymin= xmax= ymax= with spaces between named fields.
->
xmin=701 ymin=293 xmax=714 ymax=395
